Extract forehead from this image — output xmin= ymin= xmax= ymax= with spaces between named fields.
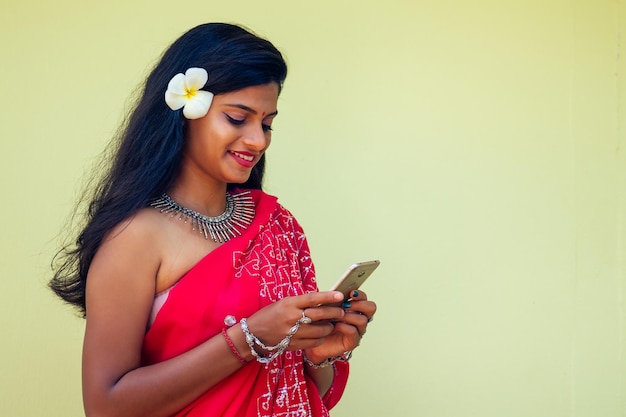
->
xmin=214 ymin=83 xmax=279 ymax=110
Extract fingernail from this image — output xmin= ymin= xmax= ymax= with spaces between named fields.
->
xmin=342 ymin=301 xmax=351 ymax=309
xmin=352 ymin=290 xmax=359 ymax=298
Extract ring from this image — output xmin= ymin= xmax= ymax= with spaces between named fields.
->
xmin=367 ymin=316 xmax=374 ymax=323
xmin=299 ymin=309 xmax=312 ymax=324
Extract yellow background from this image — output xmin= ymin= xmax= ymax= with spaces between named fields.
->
xmin=1 ymin=1 xmax=625 ymax=416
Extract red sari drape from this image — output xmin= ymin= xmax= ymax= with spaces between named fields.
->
xmin=142 ymin=190 xmax=348 ymax=416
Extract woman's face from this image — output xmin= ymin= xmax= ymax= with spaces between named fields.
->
xmin=181 ymin=82 xmax=279 ymax=188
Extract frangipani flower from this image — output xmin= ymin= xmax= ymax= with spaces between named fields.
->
xmin=165 ymin=67 xmax=214 ymax=119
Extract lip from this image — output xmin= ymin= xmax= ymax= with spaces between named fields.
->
xmin=229 ymin=150 xmax=257 ymax=168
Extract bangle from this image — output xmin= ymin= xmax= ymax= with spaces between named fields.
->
xmin=303 ymin=356 xmax=334 ymax=368
xmin=303 ymin=351 xmax=353 ymax=368
xmin=222 ymin=328 xmax=247 ymax=365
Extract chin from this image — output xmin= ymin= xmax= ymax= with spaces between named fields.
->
xmin=226 ymin=173 xmax=252 ymax=185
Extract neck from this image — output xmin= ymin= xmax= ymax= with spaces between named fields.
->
xmin=167 ymin=181 xmax=229 ymax=217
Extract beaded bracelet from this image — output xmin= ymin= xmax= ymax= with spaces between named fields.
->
xmin=221 ymin=328 xmax=247 ymax=365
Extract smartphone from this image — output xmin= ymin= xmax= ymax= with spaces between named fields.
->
xmin=327 ymin=260 xmax=380 ymax=305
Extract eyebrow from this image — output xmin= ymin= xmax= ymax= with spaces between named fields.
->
xmin=224 ymin=104 xmax=278 ymax=117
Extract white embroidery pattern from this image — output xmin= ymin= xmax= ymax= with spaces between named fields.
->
xmin=233 ymin=206 xmax=324 ymax=417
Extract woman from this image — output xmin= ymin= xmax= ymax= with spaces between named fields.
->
xmin=50 ymin=23 xmax=376 ymax=417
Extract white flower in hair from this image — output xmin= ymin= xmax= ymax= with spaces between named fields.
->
xmin=165 ymin=67 xmax=214 ymax=119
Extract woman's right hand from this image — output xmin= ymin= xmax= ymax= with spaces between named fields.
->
xmin=244 ymin=291 xmax=346 ymax=352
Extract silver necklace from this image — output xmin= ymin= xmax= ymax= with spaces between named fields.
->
xmin=150 ymin=191 xmax=255 ymax=243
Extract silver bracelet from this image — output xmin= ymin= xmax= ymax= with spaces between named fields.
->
xmin=239 ymin=311 xmax=313 ymax=364
xmin=303 ymin=356 xmax=334 ymax=368
xmin=244 ymin=320 xmax=301 ymax=351
xmin=240 ymin=318 xmax=303 ymax=364
xmin=303 ymin=351 xmax=353 ymax=368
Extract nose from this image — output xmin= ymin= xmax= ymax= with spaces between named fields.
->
xmin=243 ymin=124 xmax=269 ymax=151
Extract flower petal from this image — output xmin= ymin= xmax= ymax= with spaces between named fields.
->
xmin=165 ymin=90 xmax=187 ymax=110
xmin=184 ymin=67 xmax=208 ymax=91
xmin=183 ymin=91 xmax=214 ymax=119
xmin=166 ymin=73 xmax=186 ymax=95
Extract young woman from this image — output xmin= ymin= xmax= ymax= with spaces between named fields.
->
xmin=50 ymin=23 xmax=376 ymax=417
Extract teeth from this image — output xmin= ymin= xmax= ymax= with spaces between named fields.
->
xmin=231 ymin=151 xmax=254 ymax=162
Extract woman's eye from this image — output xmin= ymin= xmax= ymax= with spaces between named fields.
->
xmin=226 ymin=114 xmax=272 ymax=132
xmin=226 ymin=115 xmax=245 ymax=125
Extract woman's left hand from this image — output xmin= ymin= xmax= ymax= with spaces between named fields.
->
xmin=304 ymin=290 xmax=376 ymax=364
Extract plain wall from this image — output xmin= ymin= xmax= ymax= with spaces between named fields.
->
xmin=1 ymin=0 xmax=624 ymax=416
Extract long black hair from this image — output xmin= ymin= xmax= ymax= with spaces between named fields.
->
xmin=50 ymin=23 xmax=288 ymax=315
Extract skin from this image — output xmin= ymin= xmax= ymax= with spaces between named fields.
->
xmin=82 ymin=83 xmax=377 ymax=417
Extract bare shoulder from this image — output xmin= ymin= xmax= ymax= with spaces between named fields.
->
xmin=93 ymin=209 xmax=166 ymax=274
xmin=86 ymin=208 xmax=166 ymax=317
xmin=103 ymin=206 xmax=168 ymax=248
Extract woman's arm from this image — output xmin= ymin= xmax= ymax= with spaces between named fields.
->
xmin=82 ymin=214 xmax=257 ymax=417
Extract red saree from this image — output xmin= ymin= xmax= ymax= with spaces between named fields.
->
xmin=142 ymin=190 xmax=349 ymax=416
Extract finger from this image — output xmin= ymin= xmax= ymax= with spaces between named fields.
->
xmin=336 ymin=299 xmax=377 ymax=337
xmin=293 ymin=291 xmax=344 ymax=308
xmin=287 ymin=323 xmax=335 ymax=350
xmin=340 ymin=299 xmax=377 ymax=319
xmin=339 ymin=310 xmax=369 ymax=336
xmin=302 ymin=305 xmax=345 ymax=322
xmin=333 ymin=321 xmax=362 ymax=347
xmin=347 ymin=290 xmax=368 ymax=301
xmin=294 ymin=322 xmax=335 ymax=340
xmin=288 ymin=336 xmax=328 ymax=350
xmin=343 ymin=291 xmax=375 ymax=320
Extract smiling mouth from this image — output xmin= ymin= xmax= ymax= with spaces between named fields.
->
xmin=230 ymin=151 xmax=254 ymax=162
